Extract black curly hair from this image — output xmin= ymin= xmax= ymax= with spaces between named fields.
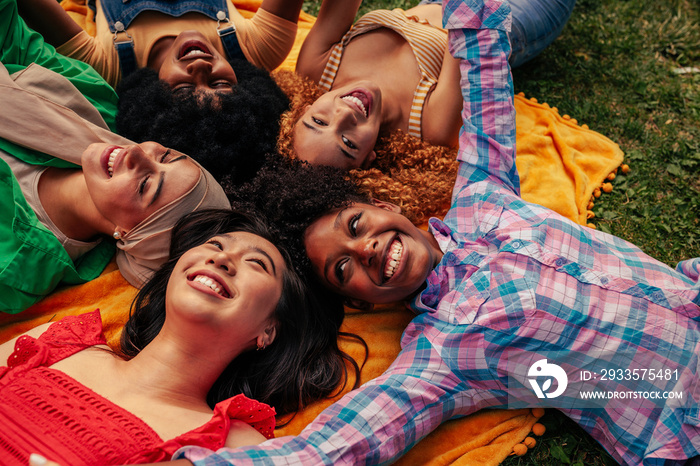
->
xmin=115 ymin=59 xmax=289 ymax=186
xmin=230 ymin=158 xmax=371 ymax=280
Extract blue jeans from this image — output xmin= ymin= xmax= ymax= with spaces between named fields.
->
xmin=418 ymin=0 xmax=577 ymax=68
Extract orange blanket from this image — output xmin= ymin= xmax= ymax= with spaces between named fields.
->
xmin=1 ymin=1 xmax=629 ymax=463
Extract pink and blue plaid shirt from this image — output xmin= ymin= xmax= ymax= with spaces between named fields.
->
xmin=176 ymin=1 xmax=700 ymax=464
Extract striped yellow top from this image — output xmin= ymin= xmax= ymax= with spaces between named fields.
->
xmin=318 ymin=9 xmax=447 ymax=139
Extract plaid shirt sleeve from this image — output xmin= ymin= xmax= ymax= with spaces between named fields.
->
xmin=173 ymin=1 xmax=513 ymax=465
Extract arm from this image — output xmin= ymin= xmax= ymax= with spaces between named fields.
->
xmin=16 ymin=0 xmax=82 ymax=47
xmin=0 ymin=0 xmax=118 ymax=129
xmin=444 ymin=0 xmax=518 ymax=197
xmin=258 ymin=0 xmax=304 ymax=24
xmin=295 ymin=0 xmax=362 ymax=81
xmin=422 ymin=49 xmax=463 ymax=148
xmin=176 ymin=335 xmax=476 ymax=465
xmin=223 ymin=420 xmax=266 ymax=449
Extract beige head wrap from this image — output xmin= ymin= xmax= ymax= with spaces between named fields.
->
xmin=0 ymin=61 xmax=231 ymax=287
xmin=115 ymin=160 xmax=229 ymax=287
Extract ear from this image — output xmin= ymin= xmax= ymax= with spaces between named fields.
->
xmin=257 ymin=323 xmax=277 ymax=348
xmin=112 ymin=226 xmax=127 ymax=241
xmin=344 ymin=298 xmax=374 ymax=311
xmin=370 ymin=198 xmax=401 ymax=214
xmin=360 ymin=150 xmax=377 ymax=169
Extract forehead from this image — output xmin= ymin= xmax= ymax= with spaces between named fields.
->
xmin=218 ymin=231 xmax=286 ymax=263
xmin=160 ymin=157 xmax=200 ymax=197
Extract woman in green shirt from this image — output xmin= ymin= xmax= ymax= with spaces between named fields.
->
xmin=0 ymin=0 xmax=230 ymax=313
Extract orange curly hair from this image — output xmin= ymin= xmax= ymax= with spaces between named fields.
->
xmin=273 ymin=70 xmax=458 ymax=226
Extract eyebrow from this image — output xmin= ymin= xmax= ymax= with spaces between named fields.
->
xmin=303 ymin=121 xmax=356 ymax=161
xmin=303 ymin=120 xmax=320 ymax=133
xmin=148 ymin=155 xmax=189 ymax=206
xmin=220 ymin=234 xmax=278 ymax=276
xmin=324 ymin=206 xmax=352 ymax=283
xmin=149 ymin=172 xmax=165 ymax=207
xmin=340 ymin=148 xmax=355 ymax=160
xmin=252 ymin=246 xmax=278 ymax=276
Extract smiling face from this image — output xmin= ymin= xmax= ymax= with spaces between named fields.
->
xmin=166 ymin=232 xmax=285 ymax=343
xmin=158 ymin=30 xmax=237 ymax=98
xmin=293 ymin=82 xmax=382 ymax=170
xmin=303 ymin=202 xmax=443 ymax=305
xmin=81 ymin=141 xmax=200 ymax=231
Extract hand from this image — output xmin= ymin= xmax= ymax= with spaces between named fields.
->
xmin=29 ymin=454 xmax=60 ymax=466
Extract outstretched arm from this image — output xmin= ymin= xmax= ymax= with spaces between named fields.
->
xmin=174 ymin=331 xmax=492 ymax=464
xmin=446 ymin=0 xmax=518 ymax=198
xmin=258 ymin=0 xmax=304 ymax=24
xmin=17 ymin=0 xmax=82 ymax=47
xmin=295 ymin=0 xmax=362 ymax=81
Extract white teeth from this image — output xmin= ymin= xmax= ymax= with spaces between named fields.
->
xmin=384 ymin=240 xmax=403 ymax=280
xmin=193 ymin=275 xmax=224 ymax=296
xmin=183 ymin=49 xmax=207 ymax=58
xmin=107 ymin=148 xmax=121 ymax=177
xmin=342 ymin=95 xmax=367 ymax=117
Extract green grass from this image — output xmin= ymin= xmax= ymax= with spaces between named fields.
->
xmin=513 ymin=0 xmax=700 ymax=268
xmin=302 ymin=0 xmax=700 ymax=463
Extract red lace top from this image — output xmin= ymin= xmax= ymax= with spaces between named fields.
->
xmin=0 ymin=310 xmax=276 ymax=465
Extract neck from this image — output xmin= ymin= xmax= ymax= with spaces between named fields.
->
xmin=120 ymin=328 xmax=243 ymax=404
xmin=421 ymin=228 xmax=444 ymax=268
xmin=37 ymin=167 xmax=112 ymax=241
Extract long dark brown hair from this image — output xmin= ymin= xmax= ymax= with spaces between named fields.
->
xmin=120 ymin=209 xmax=363 ymax=417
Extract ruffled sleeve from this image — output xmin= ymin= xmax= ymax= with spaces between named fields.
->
xmin=5 ymin=310 xmax=105 ymax=371
xmin=129 ymin=394 xmax=276 ymax=463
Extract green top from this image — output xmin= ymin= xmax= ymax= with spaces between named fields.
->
xmin=0 ymin=0 xmax=118 ymax=313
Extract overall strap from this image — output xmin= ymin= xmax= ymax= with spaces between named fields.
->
xmin=215 ymin=10 xmax=246 ymax=61
xmin=113 ymin=21 xmax=138 ymax=78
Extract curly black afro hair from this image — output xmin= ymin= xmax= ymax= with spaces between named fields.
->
xmin=229 ymin=158 xmax=370 ymax=280
xmin=115 ymin=59 xmax=289 ymax=187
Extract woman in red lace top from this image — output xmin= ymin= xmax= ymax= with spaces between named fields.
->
xmin=0 ymin=209 xmax=357 ymax=465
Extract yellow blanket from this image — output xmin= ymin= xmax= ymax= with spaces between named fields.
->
xmin=0 ymin=1 xmax=629 ymax=464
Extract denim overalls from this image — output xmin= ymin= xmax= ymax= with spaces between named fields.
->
xmin=89 ymin=0 xmax=246 ymax=77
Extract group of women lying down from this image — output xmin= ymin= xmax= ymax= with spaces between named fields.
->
xmin=2 ymin=0 xmax=700 ymax=464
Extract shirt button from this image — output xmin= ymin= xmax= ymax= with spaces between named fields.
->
xmin=651 ymin=290 xmax=664 ymax=301
xmin=600 ymin=277 xmax=609 ymax=285
xmin=511 ymin=240 xmax=522 ymax=249
xmin=555 ymin=258 xmax=566 ymax=267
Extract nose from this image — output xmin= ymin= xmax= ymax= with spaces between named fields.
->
xmin=186 ymin=59 xmax=213 ymax=79
xmin=124 ymin=145 xmax=150 ymax=170
xmin=334 ymin=101 xmax=358 ymax=127
xmin=208 ymin=251 xmax=236 ymax=275
xmin=355 ymin=237 xmax=378 ymax=267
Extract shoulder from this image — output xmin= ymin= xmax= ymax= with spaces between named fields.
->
xmin=224 ymin=420 xmax=268 ymax=449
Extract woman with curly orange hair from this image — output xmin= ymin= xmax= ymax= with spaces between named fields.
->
xmin=274 ymin=69 xmax=457 ymax=225
xmin=281 ymin=0 xmax=575 ymax=170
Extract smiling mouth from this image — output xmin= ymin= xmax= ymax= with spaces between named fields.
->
xmin=107 ymin=147 xmax=122 ymax=177
xmin=341 ymin=90 xmax=371 ymax=117
xmin=179 ymin=41 xmax=213 ymax=60
xmin=191 ymin=274 xmax=231 ymax=298
xmin=383 ymin=237 xmax=403 ymax=282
